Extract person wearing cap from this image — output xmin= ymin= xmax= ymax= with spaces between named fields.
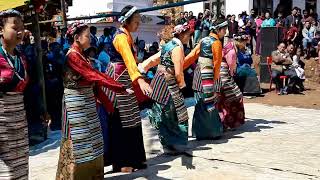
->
xmin=55 ymin=22 xmax=126 ymax=179
xmin=138 ymin=23 xmax=193 ymax=154
xmin=102 ymin=5 xmax=152 ymax=173
xmin=183 ymin=19 xmax=228 ymax=140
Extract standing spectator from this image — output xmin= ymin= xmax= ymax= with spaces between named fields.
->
xmin=228 ymin=15 xmax=239 ymax=37
xmin=276 ymin=12 xmax=286 ymax=27
xmin=302 ymin=21 xmax=316 ymax=50
xmin=98 ymin=27 xmax=111 ymax=50
xmin=238 ymin=14 xmax=245 ymax=27
xmin=90 ymin=26 xmax=98 ymax=48
xmin=188 ymin=11 xmax=197 ymax=47
xmin=194 ymin=12 xmax=203 ymax=44
xmin=188 ymin=11 xmax=195 ymax=20
xmin=255 ymin=12 xmax=265 ymax=55
xmin=261 ymin=11 xmax=276 ymax=27
xmin=286 ymin=22 xmax=299 ymax=45
xmin=184 ymin=11 xmax=189 ymax=20
xmin=301 ymin=10 xmax=310 ymax=25
xmin=200 ymin=9 xmax=211 ymax=38
xmin=98 ymin=43 xmax=111 ymax=73
xmin=285 ymin=7 xmax=299 ymax=29
xmin=137 ymin=40 xmax=147 ymax=63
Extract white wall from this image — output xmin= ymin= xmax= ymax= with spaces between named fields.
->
xmin=225 ymin=0 xmax=250 ymax=16
xmin=183 ymin=1 xmax=204 ymax=16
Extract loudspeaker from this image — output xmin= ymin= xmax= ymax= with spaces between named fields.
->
xmin=259 ymin=27 xmax=284 ymax=84
xmin=260 ymin=27 xmax=284 ymax=62
xmin=260 ymin=63 xmax=271 ymax=83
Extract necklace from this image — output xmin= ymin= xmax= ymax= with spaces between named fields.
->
xmin=0 ymin=46 xmax=26 ymax=81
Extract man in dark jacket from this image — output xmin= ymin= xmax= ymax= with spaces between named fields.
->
xmin=228 ymin=14 xmax=239 ymax=37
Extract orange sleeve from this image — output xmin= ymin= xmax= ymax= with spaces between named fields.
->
xmin=183 ymin=43 xmax=201 ymax=70
xmin=212 ymin=40 xmax=222 ymax=81
xmin=113 ymin=33 xmax=141 ymax=82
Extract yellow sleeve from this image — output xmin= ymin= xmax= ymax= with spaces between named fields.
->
xmin=212 ymin=40 xmax=222 ymax=81
xmin=183 ymin=43 xmax=201 ymax=70
xmin=113 ymin=33 xmax=141 ymax=82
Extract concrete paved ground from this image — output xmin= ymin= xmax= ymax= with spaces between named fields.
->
xmin=29 ymin=102 xmax=320 ymax=180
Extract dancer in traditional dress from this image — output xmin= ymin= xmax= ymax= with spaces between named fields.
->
xmin=56 ymin=22 xmax=126 ymax=180
xmin=103 ymin=5 xmax=152 ymax=172
xmin=184 ymin=19 xmax=228 ymax=140
xmin=0 ymin=9 xmax=29 ymax=180
xmin=138 ymin=23 xmax=192 ymax=154
xmin=217 ymin=35 xmax=246 ymax=130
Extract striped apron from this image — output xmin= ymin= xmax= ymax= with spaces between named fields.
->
xmin=61 ymin=87 xmax=104 ymax=164
xmin=193 ymin=57 xmax=221 ymax=112
xmin=104 ymin=63 xmax=141 ymax=128
xmin=149 ymin=65 xmax=188 ymax=123
xmin=220 ymin=60 xmax=242 ymax=102
xmin=0 ymin=93 xmax=28 ymax=180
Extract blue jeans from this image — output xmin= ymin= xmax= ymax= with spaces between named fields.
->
xmin=193 ymin=30 xmax=201 ymax=45
xmin=303 ymin=38 xmax=312 ymax=49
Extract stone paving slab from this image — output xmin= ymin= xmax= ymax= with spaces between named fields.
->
xmin=29 ymin=103 xmax=320 ymax=180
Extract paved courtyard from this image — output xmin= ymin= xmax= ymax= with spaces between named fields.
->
xmin=29 ymin=101 xmax=320 ymax=180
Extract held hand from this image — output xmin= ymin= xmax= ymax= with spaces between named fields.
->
xmin=137 ymin=78 xmax=152 ymax=96
xmin=126 ymin=88 xmax=135 ymax=94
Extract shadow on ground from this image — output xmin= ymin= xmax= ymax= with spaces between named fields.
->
xmin=106 ymin=118 xmax=286 ymax=179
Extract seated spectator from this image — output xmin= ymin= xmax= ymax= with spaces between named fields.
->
xmin=98 ymin=27 xmax=112 ymax=51
xmin=97 ymin=44 xmax=111 ymax=73
xmin=302 ymin=21 xmax=316 ymax=50
xmin=234 ymin=33 xmax=261 ymax=94
xmin=271 ymin=43 xmax=293 ymax=95
xmin=286 ymin=44 xmax=305 ymax=93
xmin=261 ymin=11 xmax=276 ymax=27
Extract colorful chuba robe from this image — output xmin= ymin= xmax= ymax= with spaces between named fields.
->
xmin=103 ymin=27 xmax=146 ymax=170
xmin=147 ymin=38 xmax=189 ymax=149
xmin=184 ymin=33 xmax=223 ymax=139
xmin=0 ymin=46 xmax=29 ymax=180
xmin=56 ymin=45 xmax=124 ymax=180
xmin=217 ymin=41 xmax=245 ymax=130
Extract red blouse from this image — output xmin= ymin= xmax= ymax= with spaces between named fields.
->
xmin=65 ymin=44 xmax=125 ymax=111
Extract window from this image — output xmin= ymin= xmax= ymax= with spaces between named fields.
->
xmin=253 ymin=0 xmax=273 ymax=15
xmin=306 ymin=0 xmax=317 ymax=13
xmin=203 ymin=0 xmax=225 ymax=18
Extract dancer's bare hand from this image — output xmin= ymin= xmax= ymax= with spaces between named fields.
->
xmin=137 ymin=78 xmax=152 ymax=96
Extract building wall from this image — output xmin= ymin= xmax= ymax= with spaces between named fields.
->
xmin=292 ymin=0 xmax=305 ymax=10
xmin=225 ymin=0 xmax=250 ymax=16
xmin=183 ymin=1 xmax=203 ymax=16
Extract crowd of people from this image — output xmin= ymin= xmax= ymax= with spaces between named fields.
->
xmin=0 ymin=4 xmax=320 ymax=180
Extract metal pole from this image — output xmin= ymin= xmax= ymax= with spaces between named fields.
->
xmin=60 ymin=0 xmax=67 ymax=29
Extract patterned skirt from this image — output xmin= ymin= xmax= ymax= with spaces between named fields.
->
xmin=148 ymin=98 xmax=188 ymax=147
xmin=104 ymin=63 xmax=146 ymax=169
xmin=0 ymin=93 xmax=28 ymax=180
xmin=56 ymin=88 xmax=104 ymax=180
xmin=218 ymin=62 xmax=245 ymax=129
xmin=192 ymin=98 xmax=223 ymax=139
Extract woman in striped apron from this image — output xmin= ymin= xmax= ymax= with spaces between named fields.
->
xmin=139 ymin=24 xmax=193 ymax=154
xmin=217 ymin=35 xmax=246 ymax=130
xmin=184 ymin=19 xmax=228 ymax=140
xmin=56 ymin=22 xmax=126 ymax=180
xmin=103 ymin=5 xmax=152 ymax=173
xmin=0 ymin=9 xmax=30 ymax=180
